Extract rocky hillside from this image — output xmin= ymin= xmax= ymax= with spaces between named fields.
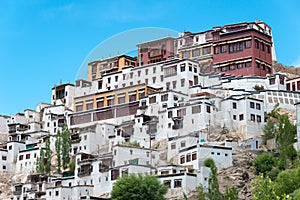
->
xmin=273 ymin=61 xmax=299 ymax=78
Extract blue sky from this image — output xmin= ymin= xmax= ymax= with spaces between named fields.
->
xmin=0 ymin=0 xmax=300 ymax=115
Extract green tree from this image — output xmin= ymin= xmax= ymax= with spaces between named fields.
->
xmin=252 ymin=174 xmax=292 ymax=200
xmin=274 ymin=167 xmax=300 ymax=196
xmin=68 ymin=159 xmax=75 ymax=172
xmin=55 ymin=125 xmax=72 ymax=172
xmin=269 ymin=103 xmax=280 ymax=119
xmin=55 ymin=130 xmax=62 ymax=173
xmin=253 ymin=153 xmax=277 ymax=174
xmin=263 ymin=120 xmax=276 ymax=144
xmin=45 ymin=139 xmax=51 ymax=173
xmin=111 ymin=174 xmax=167 ymax=200
xmin=198 ymin=185 xmax=206 ymax=200
xmin=223 ymin=186 xmax=238 ymax=200
xmin=292 ymin=188 xmax=300 ymax=200
xmin=36 ymin=148 xmax=45 ymax=173
xmin=276 ymin=114 xmax=296 ymax=169
xmin=204 ymin=158 xmax=222 ymax=200
xmin=61 ymin=125 xmax=71 ymax=169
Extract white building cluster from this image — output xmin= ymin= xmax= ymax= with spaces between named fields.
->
xmin=1 ymin=29 xmax=300 ymax=200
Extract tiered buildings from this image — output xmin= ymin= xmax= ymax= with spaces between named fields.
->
xmin=1 ymin=20 xmax=300 ymax=200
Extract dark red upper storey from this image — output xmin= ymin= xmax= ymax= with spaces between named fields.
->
xmin=212 ymin=21 xmax=273 ymax=77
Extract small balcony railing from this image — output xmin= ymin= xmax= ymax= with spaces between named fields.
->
xmin=78 ymin=169 xmax=92 ymax=177
xmin=13 ymin=190 xmax=22 ymax=195
xmin=172 ymin=124 xmax=183 ymax=130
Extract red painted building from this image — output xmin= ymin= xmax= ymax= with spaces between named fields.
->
xmin=212 ymin=21 xmax=273 ymax=77
xmin=137 ymin=37 xmax=175 ymax=66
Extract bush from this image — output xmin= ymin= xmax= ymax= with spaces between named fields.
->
xmin=111 ymin=174 xmax=167 ymax=200
xmin=274 ymin=167 xmax=300 ymax=196
xmin=253 ymin=153 xmax=276 ymax=174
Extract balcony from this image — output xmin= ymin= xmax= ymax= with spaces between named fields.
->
xmin=138 ymin=105 xmax=148 ymax=110
xmin=9 ymin=129 xmax=17 ymax=134
xmin=172 ymin=124 xmax=183 ymax=130
xmin=78 ymin=169 xmax=92 ymax=177
xmin=13 ymin=190 xmax=22 ymax=195
xmin=148 ymin=128 xmax=157 ymax=134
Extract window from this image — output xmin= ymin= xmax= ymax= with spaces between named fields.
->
xmin=255 ymin=40 xmax=259 ymax=49
xmin=174 ymin=179 xmax=182 ymax=188
xmin=76 ymin=105 xmax=83 ymax=112
xmin=232 ymin=102 xmax=237 ymax=109
xmin=2 ymin=156 xmax=7 ymax=161
xmin=192 ymin=152 xmax=197 ymax=160
xmin=180 ymin=64 xmax=185 ymax=72
xmin=194 ymin=67 xmax=197 ymax=73
xmin=180 ymin=156 xmax=185 ymax=164
xmin=229 ymin=42 xmax=243 ymax=53
xmin=160 ymin=75 xmax=164 ymax=82
xmin=182 ymin=51 xmax=190 ymax=59
xmin=138 ymin=71 xmax=141 ymax=77
xmin=164 ymin=66 xmax=177 ymax=77
xmin=229 ymin=64 xmax=236 ymax=70
xmin=221 ymin=66 xmax=228 ymax=72
xmin=250 ymin=102 xmax=255 ymax=108
xmin=171 ymin=143 xmax=176 ymax=150
xmin=239 ymin=114 xmax=244 ymax=121
xmin=266 ymin=45 xmax=271 ymax=53
xmin=221 ymin=45 xmax=227 ymax=53
xmin=145 ymin=79 xmax=148 ymax=85
xmin=152 ymin=77 xmax=156 ymax=83
xmin=256 ymin=63 xmax=260 ymax=68
xmin=186 ymin=154 xmax=191 ymax=162
xmin=269 ymin=78 xmax=275 ymax=85
xmin=257 ymin=115 xmax=262 ymax=122
xmin=97 ymin=101 xmax=104 ymax=108
xmin=55 ymin=191 xmax=59 ymax=196
xmin=145 ymin=69 xmax=149 ymax=75
xmin=19 ymin=155 xmax=23 ymax=160
xmin=107 ymin=77 xmax=111 ymax=83
xmin=260 ymin=43 xmax=265 ymax=51
xmin=192 ymin=105 xmax=201 ymax=114
xmin=161 ymin=94 xmax=168 ymax=101
xmin=172 ymin=81 xmax=176 ymax=89
xmin=189 ymin=64 xmax=192 ymax=71
xmin=168 ymin=111 xmax=172 ymax=118
xmin=256 ymin=103 xmax=261 ymax=110
xmin=8 ymin=146 xmax=12 ymax=150
xmin=26 ymin=154 xmax=30 ymax=159
xmin=181 ymin=141 xmax=186 ymax=148
xmin=166 ymin=82 xmax=170 ymax=90
xmin=149 ymin=96 xmax=156 ymax=104
xmin=153 ymin=67 xmax=156 ymax=73
xmin=181 ymin=79 xmax=185 ymax=87
xmin=115 ymin=76 xmax=118 ymax=82
xmin=245 ymin=62 xmax=252 ymax=68
xmin=233 ymin=115 xmax=236 ymax=120
xmin=163 ymin=180 xmax=171 ymax=188
xmin=192 ymin=49 xmax=200 ymax=57
xmin=206 ymin=105 xmax=211 ymax=113
xmin=177 ymin=108 xmax=186 ymax=116
xmin=214 ymin=46 xmax=220 ymax=54
xmin=2 ymin=166 xmax=6 ymax=170
xmin=237 ymin=63 xmax=243 ymax=69
xmin=245 ymin=40 xmax=252 ymax=48
xmin=86 ymin=103 xmax=93 ymax=110
xmin=202 ymin=47 xmax=211 ymax=55
xmin=250 ymin=114 xmax=255 ymax=121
